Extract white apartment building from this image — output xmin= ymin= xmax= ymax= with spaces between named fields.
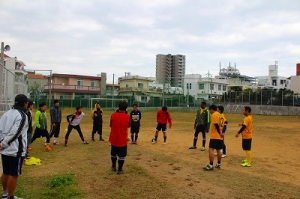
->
xmin=1 ymin=57 xmax=28 ymax=104
xmin=183 ymin=74 xmax=228 ymax=101
xmin=256 ymin=64 xmax=291 ymax=90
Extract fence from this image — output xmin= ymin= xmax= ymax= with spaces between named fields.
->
xmin=32 ymin=89 xmax=299 ymax=109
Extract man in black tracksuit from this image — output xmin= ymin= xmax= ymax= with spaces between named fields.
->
xmin=91 ymin=103 xmax=104 ymax=141
xmin=49 ymin=99 xmax=62 ymax=145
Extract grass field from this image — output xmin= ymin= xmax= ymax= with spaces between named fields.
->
xmin=5 ymin=108 xmax=300 ymax=199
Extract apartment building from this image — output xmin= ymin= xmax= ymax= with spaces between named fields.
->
xmin=156 ymin=54 xmax=185 ymax=88
xmin=44 ymin=73 xmax=106 ymax=100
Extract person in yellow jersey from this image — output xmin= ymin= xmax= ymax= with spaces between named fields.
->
xmin=203 ymin=105 xmax=224 ymax=171
xmin=217 ymin=105 xmax=227 ymax=158
xmin=235 ymin=106 xmax=253 ymax=167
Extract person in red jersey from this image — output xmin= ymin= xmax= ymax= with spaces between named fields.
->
xmin=109 ymin=101 xmax=131 ymax=174
xmin=151 ymin=106 xmax=172 ymax=144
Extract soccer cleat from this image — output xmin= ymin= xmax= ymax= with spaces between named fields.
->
xmin=203 ymin=164 xmax=213 ymax=171
xmin=2 ymin=192 xmax=8 ymax=198
xmin=111 ymin=167 xmax=116 ymax=172
xmin=53 ymin=142 xmax=59 ymax=145
xmin=82 ymin=141 xmax=89 ymax=144
xmin=117 ymin=170 xmax=123 ymax=175
xmin=131 ymin=141 xmax=136 ymax=144
xmin=201 ymin=147 xmax=205 ymax=151
xmin=241 ymin=162 xmax=251 ymax=167
xmin=99 ymin=138 xmax=105 ymax=141
xmin=45 ymin=145 xmax=52 ymax=151
xmin=215 ymin=163 xmax=221 ymax=169
xmin=189 ymin=146 xmax=197 ymax=149
xmin=163 ymin=142 xmax=167 ymax=145
xmin=242 ymin=159 xmax=247 ymax=163
xmin=151 ymin=138 xmax=156 ymax=144
xmin=27 ymin=147 xmax=32 ymax=151
xmin=222 ymin=154 xmax=227 ymax=158
xmin=64 ymin=142 xmax=68 ymax=147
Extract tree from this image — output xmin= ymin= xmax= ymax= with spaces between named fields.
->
xmin=28 ymin=83 xmax=43 ymax=101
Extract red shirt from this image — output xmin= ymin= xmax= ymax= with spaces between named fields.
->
xmin=109 ymin=112 xmax=131 ymax=147
xmin=157 ymin=110 xmax=172 ymax=126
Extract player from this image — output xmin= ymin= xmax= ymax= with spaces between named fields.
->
xmin=25 ymin=100 xmax=34 ymax=158
xmin=109 ymin=101 xmax=131 ymax=174
xmin=64 ymin=106 xmax=88 ymax=146
xmin=130 ymin=104 xmax=141 ymax=144
xmin=217 ymin=105 xmax=227 ymax=158
xmin=151 ymin=106 xmax=172 ymax=144
xmin=49 ymin=99 xmax=62 ymax=145
xmin=203 ymin=105 xmax=224 ymax=171
xmin=91 ymin=102 xmax=104 ymax=141
xmin=235 ymin=106 xmax=253 ymax=167
xmin=31 ymin=103 xmax=52 ymax=151
xmin=189 ymin=102 xmax=210 ymax=151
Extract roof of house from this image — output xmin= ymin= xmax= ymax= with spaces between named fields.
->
xmin=27 ymin=73 xmax=48 ymax=79
xmin=51 ymin=73 xmax=101 ymax=80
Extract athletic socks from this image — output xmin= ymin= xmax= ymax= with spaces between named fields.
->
xmin=202 ymin=140 xmax=206 ymax=148
xmin=155 ymin=135 xmax=158 ymax=141
xmin=118 ymin=158 xmax=125 ymax=171
xmin=193 ymin=138 xmax=197 ymax=147
xmin=163 ymin=136 xmax=167 ymax=142
xmin=135 ymin=135 xmax=138 ymax=142
xmin=111 ymin=156 xmax=117 ymax=168
xmin=131 ymin=134 xmax=134 ymax=142
xmin=246 ymin=151 xmax=252 ymax=164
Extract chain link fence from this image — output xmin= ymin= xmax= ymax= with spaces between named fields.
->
xmin=32 ymin=89 xmax=299 ymax=110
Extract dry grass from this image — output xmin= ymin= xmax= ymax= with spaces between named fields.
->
xmin=11 ymin=108 xmax=300 ymax=198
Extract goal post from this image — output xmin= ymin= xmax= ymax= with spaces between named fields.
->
xmin=90 ymin=98 xmax=127 ymax=110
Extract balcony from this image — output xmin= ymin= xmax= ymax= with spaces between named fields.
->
xmin=44 ymin=84 xmax=100 ymax=94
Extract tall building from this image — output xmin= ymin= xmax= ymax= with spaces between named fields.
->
xmin=156 ymin=54 xmax=185 ymax=87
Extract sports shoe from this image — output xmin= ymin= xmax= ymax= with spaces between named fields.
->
xmin=53 ymin=142 xmax=59 ymax=145
xmin=45 ymin=145 xmax=52 ymax=151
xmin=189 ymin=146 xmax=197 ymax=149
xmin=203 ymin=164 xmax=213 ymax=171
xmin=111 ymin=167 xmax=116 ymax=171
xmin=242 ymin=159 xmax=247 ymax=163
xmin=163 ymin=142 xmax=167 ymax=145
xmin=215 ymin=163 xmax=221 ymax=169
xmin=151 ymin=138 xmax=156 ymax=144
xmin=2 ymin=192 xmax=7 ymax=198
xmin=99 ymin=138 xmax=105 ymax=141
xmin=131 ymin=141 xmax=136 ymax=144
xmin=64 ymin=143 xmax=68 ymax=147
xmin=27 ymin=147 xmax=32 ymax=151
xmin=117 ymin=170 xmax=123 ymax=175
xmin=201 ymin=147 xmax=205 ymax=151
xmin=82 ymin=141 xmax=89 ymax=144
xmin=222 ymin=154 xmax=227 ymax=158
xmin=241 ymin=162 xmax=251 ymax=167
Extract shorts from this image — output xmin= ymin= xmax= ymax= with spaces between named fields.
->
xmin=111 ymin=145 xmax=127 ymax=157
xmin=209 ymin=139 xmax=224 ymax=150
xmin=156 ymin=123 xmax=167 ymax=132
xmin=131 ymin=125 xmax=140 ymax=134
xmin=242 ymin=139 xmax=252 ymax=151
xmin=1 ymin=155 xmax=24 ymax=176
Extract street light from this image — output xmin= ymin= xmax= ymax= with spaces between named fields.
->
xmin=0 ymin=42 xmax=11 ymax=105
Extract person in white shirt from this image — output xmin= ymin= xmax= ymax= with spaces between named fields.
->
xmin=64 ymin=106 xmax=88 ymax=146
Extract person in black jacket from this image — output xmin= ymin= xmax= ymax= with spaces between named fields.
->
xmin=25 ymin=100 xmax=34 ymax=157
xmin=129 ymin=104 xmax=141 ymax=144
xmin=49 ymin=99 xmax=62 ymax=145
xmin=91 ymin=103 xmax=104 ymax=141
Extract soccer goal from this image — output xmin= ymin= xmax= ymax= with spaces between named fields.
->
xmin=90 ymin=98 xmax=127 ymax=110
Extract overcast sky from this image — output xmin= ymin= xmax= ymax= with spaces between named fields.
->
xmin=1 ymin=0 xmax=300 ymax=83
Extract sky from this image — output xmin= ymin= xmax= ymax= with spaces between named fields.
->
xmin=1 ymin=0 xmax=300 ymax=83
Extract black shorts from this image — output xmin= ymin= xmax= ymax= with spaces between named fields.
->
xmin=1 ymin=155 xmax=24 ymax=176
xmin=156 ymin=123 xmax=167 ymax=132
xmin=209 ymin=139 xmax=224 ymax=150
xmin=131 ymin=125 xmax=140 ymax=134
xmin=111 ymin=145 xmax=127 ymax=157
xmin=242 ymin=139 xmax=252 ymax=151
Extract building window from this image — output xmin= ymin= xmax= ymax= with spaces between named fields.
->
xmin=218 ymin=85 xmax=221 ymax=91
xmin=77 ymin=79 xmax=84 ymax=89
xmin=91 ymin=81 xmax=97 ymax=87
xmin=223 ymin=85 xmax=227 ymax=91
xmin=210 ymin=84 xmax=214 ymax=90
xmin=138 ymin=83 xmax=143 ymax=88
xmin=126 ymin=84 xmax=129 ymax=88
xmin=199 ymin=83 xmax=204 ymax=90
